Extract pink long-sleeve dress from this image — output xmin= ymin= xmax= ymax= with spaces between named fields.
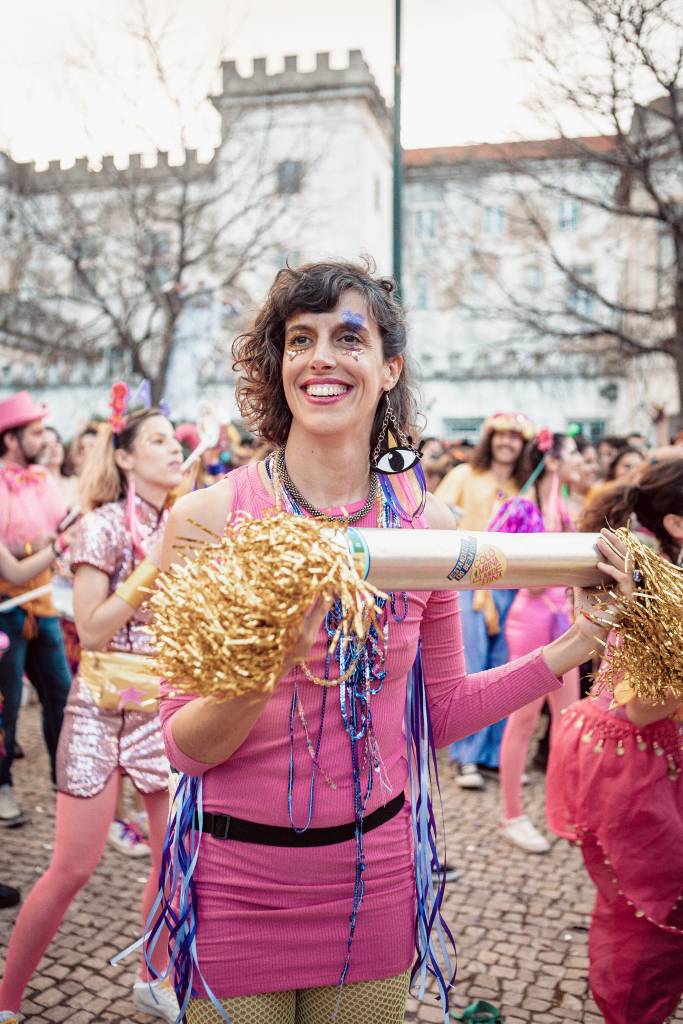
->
xmin=159 ymin=461 xmax=562 ymax=997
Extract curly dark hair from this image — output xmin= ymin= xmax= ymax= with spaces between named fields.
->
xmin=470 ymin=427 xmax=528 ymax=489
xmin=579 ymin=458 xmax=683 ymax=561
xmin=232 ymin=260 xmax=420 ymax=453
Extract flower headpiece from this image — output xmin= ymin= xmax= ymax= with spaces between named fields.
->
xmin=536 ymin=427 xmax=555 ymax=454
xmin=108 ymin=381 xmax=129 ymax=437
xmin=483 ymin=411 xmax=536 ymax=442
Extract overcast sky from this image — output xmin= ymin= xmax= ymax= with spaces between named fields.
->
xmin=1 ymin=0 xmax=597 ymax=164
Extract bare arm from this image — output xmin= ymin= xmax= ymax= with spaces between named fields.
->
xmin=625 ymin=694 xmax=680 ymax=727
xmin=0 ymin=542 xmax=57 ymax=585
xmin=73 ymin=564 xmax=142 ymax=650
xmin=425 ymin=498 xmax=632 ymax=678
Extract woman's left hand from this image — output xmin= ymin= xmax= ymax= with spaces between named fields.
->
xmin=574 ymin=528 xmax=635 ymax=635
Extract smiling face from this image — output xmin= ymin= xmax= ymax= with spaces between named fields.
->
xmin=555 ymin=437 xmax=584 ymax=488
xmin=613 ymin=450 xmax=645 ymax=480
xmin=115 ymin=415 xmax=184 ymax=492
xmin=490 ymin=429 xmax=524 ymax=468
xmin=281 ymin=289 xmax=403 ymax=444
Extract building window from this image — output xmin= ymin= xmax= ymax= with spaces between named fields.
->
xmin=483 ymin=206 xmax=505 ymax=234
xmin=567 ymin=419 xmax=605 ymax=444
xmin=276 ymin=160 xmax=304 ymax=195
xmin=143 ymin=230 xmax=173 ymax=287
xmin=568 ymin=265 xmax=595 ymax=317
xmin=470 ymin=269 xmax=484 ymax=292
xmin=414 ymin=272 xmax=429 ymax=310
xmin=277 ymin=250 xmax=301 ymax=268
xmin=415 ymin=209 xmax=437 ymax=239
xmin=656 ymin=227 xmax=674 ymax=299
xmin=443 ymin=417 xmax=484 ymax=440
xmin=558 ymin=199 xmax=578 ymax=231
xmin=525 ymin=264 xmax=542 ymax=291
xmin=71 ymin=235 xmax=99 ymax=298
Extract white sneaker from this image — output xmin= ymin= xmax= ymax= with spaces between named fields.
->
xmin=132 ymin=980 xmax=180 ymax=1023
xmin=0 ymin=1012 xmax=23 ymax=1022
xmin=108 ymin=819 xmax=150 ymax=858
xmin=456 ymin=763 xmax=484 ymax=790
xmin=0 ymin=785 xmax=24 ymax=827
xmin=500 ymin=814 xmax=551 ymax=854
xmin=129 ymin=809 xmax=150 ymax=838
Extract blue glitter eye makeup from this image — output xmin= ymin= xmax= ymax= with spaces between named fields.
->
xmin=342 ymin=310 xmax=365 ymax=330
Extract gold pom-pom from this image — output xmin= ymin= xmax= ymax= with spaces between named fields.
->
xmin=150 ymin=511 xmax=385 ymax=700
xmin=595 ymin=528 xmax=683 ymax=705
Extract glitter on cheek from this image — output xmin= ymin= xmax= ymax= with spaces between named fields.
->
xmin=286 ymin=349 xmax=303 ymax=361
xmin=342 ymin=310 xmax=365 ymax=330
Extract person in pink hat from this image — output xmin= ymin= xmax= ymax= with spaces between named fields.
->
xmin=0 ymin=392 xmax=73 ymax=826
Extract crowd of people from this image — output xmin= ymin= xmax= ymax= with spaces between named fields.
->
xmin=0 ymin=259 xmax=681 ymax=1024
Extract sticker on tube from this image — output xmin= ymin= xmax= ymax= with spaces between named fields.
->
xmin=346 ymin=528 xmax=371 ymax=580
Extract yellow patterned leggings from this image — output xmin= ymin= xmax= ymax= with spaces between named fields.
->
xmin=185 ymin=968 xmax=411 ymax=1023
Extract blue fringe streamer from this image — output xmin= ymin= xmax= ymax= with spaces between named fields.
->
xmin=111 ymin=772 xmax=233 ymax=1024
xmin=406 ymin=642 xmax=457 ymax=1022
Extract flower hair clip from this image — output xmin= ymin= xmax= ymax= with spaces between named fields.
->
xmin=536 ymin=427 xmax=554 ymax=453
xmin=108 ymin=381 xmax=129 ymax=438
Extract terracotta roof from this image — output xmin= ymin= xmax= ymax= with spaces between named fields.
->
xmin=405 ymin=135 xmax=618 ymax=168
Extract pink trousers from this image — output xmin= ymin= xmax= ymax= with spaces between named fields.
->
xmin=0 ymin=772 xmax=169 ymax=1012
xmin=500 ymin=588 xmax=578 ymax=819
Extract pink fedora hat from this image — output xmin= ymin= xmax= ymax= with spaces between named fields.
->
xmin=0 ymin=391 xmax=49 ymax=434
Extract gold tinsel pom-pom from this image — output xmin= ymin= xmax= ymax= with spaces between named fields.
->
xmin=150 ymin=511 xmax=385 ymax=700
xmin=596 ymin=527 xmax=683 ymax=705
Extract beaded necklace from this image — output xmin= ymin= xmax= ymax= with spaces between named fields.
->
xmin=266 ymin=451 xmax=402 ymax=986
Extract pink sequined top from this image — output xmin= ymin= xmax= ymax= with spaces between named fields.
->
xmin=69 ymin=496 xmax=168 ymax=655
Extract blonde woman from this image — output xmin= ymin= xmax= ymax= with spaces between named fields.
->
xmin=0 ymin=405 xmax=183 ymax=1023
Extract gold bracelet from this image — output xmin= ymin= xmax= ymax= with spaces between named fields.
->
xmin=115 ymin=559 xmax=159 ymax=609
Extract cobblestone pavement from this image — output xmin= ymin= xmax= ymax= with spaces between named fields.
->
xmin=1 ymin=704 xmax=682 ymax=1023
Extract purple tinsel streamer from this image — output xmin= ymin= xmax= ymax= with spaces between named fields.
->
xmin=378 ymin=461 xmax=427 ymax=522
xmin=488 ymin=496 xmax=545 ymax=534
xmin=406 ymin=643 xmax=457 ymax=1022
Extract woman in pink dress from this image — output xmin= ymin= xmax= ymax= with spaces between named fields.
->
xmin=0 ymin=407 xmax=184 ymax=1024
xmin=155 ymin=261 xmax=631 ymax=1024
xmin=497 ymin=430 xmax=584 ymax=853
xmin=546 ymin=459 xmax=683 ymax=1024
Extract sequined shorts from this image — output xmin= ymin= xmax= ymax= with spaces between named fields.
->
xmin=56 ymin=672 xmax=169 ymax=797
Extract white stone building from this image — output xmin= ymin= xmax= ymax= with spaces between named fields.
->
xmin=0 ymin=52 xmax=678 ymax=440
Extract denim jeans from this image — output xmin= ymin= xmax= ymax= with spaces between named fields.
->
xmin=0 ymin=607 xmax=73 ymax=787
xmin=449 ymin=588 xmax=517 ymax=768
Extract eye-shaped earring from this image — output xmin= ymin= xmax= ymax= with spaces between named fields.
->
xmin=370 ymin=393 xmax=423 ymax=475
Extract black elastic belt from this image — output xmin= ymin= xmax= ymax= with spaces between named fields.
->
xmin=196 ymin=791 xmax=405 ymax=847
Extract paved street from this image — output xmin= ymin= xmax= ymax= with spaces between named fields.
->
xmin=2 ymin=703 xmax=682 ymax=1024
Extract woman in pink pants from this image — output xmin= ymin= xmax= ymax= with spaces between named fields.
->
xmin=497 ymin=430 xmax=583 ymax=853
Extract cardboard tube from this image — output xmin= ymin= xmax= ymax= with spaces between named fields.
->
xmin=345 ymin=529 xmax=604 ymax=591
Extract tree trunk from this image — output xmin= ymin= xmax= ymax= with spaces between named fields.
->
xmin=152 ymin=308 xmax=178 ymax=404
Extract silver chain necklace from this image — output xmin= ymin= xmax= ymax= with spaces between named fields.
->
xmin=275 ymin=447 xmax=378 ymax=524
